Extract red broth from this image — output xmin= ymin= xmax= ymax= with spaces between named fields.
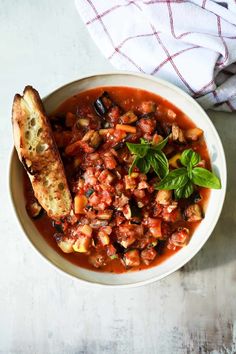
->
xmin=24 ymin=87 xmax=210 ymax=273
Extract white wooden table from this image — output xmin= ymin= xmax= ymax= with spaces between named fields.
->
xmin=0 ymin=1 xmax=235 ymax=353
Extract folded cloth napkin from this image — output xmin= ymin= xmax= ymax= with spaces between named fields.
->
xmin=75 ymin=0 xmax=236 ymax=112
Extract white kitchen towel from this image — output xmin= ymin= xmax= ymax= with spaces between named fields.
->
xmin=75 ymin=0 xmax=236 ymax=112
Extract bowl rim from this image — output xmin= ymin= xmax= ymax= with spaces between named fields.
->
xmin=9 ymin=71 xmax=227 ymax=288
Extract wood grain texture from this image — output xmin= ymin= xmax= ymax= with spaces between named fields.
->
xmin=0 ymin=1 xmax=235 ymax=353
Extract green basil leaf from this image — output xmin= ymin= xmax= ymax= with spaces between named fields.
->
xmin=180 ymin=149 xmax=201 ymax=167
xmin=156 ymin=168 xmax=189 ymax=190
xmin=192 ymin=167 xmax=221 ymax=189
xmin=148 ymin=153 xmax=159 ymax=176
xmin=136 ymin=157 xmax=151 ymax=174
xmin=151 ymin=136 xmax=169 ymax=151
xmin=154 ymin=151 xmax=169 ymax=179
xmin=174 ymin=180 xmax=194 ymax=199
xmin=129 ymin=156 xmax=140 ymax=175
xmin=126 ymin=142 xmax=149 ymax=158
xmin=140 ymin=138 xmax=149 ymax=145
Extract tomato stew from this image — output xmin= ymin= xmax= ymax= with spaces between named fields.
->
xmin=24 ymin=87 xmax=210 ymax=273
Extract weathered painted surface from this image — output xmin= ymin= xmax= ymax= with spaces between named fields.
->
xmin=0 ymin=1 xmax=235 ymax=353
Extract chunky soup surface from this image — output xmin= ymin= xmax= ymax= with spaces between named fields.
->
xmin=24 ymin=86 xmax=210 ymax=273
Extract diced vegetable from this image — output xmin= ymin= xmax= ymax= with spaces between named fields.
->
xmin=156 ymin=190 xmax=172 ymax=205
xmin=123 ymin=249 xmax=140 ymax=267
xmin=141 ymin=247 xmax=157 ymax=265
xmin=120 ymin=111 xmax=138 ymax=124
xmin=93 ymin=91 xmax=113 ymax=117
xmin=184 ymin=204 xmax=203 ymax=222
xmin=99 ymin=128 xmax=114 ymax=135
xmin=79 ymin=224 xmax=93 ymax=237
xmin=90 ymin=131 xmax=102 ymax=148
xmin=169 ymin=153 xmax=181 ymax=168
xmin=171 ymin=124 xmax=185 ymax=143
xmin=73 ymin=235 xmax=91 ymax=253
xmin=74 ymin=195 xmax=87 ymax=214
xmin=57 ymin=237 xmax=75 ymax=253
xmin=166 ymin=109 xmax=176 ymax=120
xmin=124 ymin=175 xmax=137 ymax=189
xmin=148 ymin=218 xmax=162 ymax=238
xmin=97 ymin=210 xmax=113 ymax=220
xmin=138 ymin=118 xmax=156 ymax=134
xmin=140 ymin=101 xmax=156 ymax=114
xmin=168 ymin=227 xmax=189 ymax=249
xmin=98 ymin=228 xmax=110 ymax=246
xmin=116 ymin=124 xmax=136 ymax=133
xmin=123 ymin=204 xmax=132 ymax=219
xmin=185 ymin=128 xmax=203 ymax=141
xmin=77 ymin=118 xmax=89 ymax=127
xmin=103 ymin=153 xmax=117 ymax=169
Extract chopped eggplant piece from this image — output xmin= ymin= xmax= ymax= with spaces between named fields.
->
xmin=81 ymin=130 xmax=102 ymax=149
xmin=52 ymin=220 xmax=63 ymax=233
xmin=155 ymin=122 xmax=172 ymax=138
xmin=130 ymin=199 xmax=142 ymax=220
xmin=120 ymin=111 xmax=138 ymax=124
xmin=90 ymin=131 xmax=102 ymax=148
xmin=171 ymin=124 xmax=186 ymax=143
xmin=26 ymin=200 xmax=43 ymax=219
xmin=191 ymin=191 xmax=202 ymax=203
xmin=184 ymin=204 xmax=203 ymax=222
xmin=93 ymin=92 xmax=111 ymax=117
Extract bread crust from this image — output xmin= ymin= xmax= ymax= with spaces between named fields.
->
xmin=12 ymin=86 xmax=72 ymax=220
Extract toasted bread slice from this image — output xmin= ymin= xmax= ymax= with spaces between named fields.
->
xmin=12 ymin=86 xmax=72 ymax=220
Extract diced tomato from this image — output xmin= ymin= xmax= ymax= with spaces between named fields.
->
xmin=123 ymin=250 xmax=140 ymax=267
xmin=148 ymin=218 xmax=162 ymax=238
xmin=141 ymin=247 xmax=157 ymax=265
xmin=162 ymin=208 xmax=181 ymax=223
xmin=103 ymin=154 xmax=117 ymax=169
xmin=138 ymin=118 xmax=156 ymax=134
xmin=108 ymin=106 xmax=121 ymax=124
xmin=113 ymin=129 xmax=127 ymax=143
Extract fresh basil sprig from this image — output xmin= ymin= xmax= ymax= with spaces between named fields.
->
xmin=156 ymin=149 xmax=221 ymax=199
xmin=126 ymin=136 xmax=169 ymax=178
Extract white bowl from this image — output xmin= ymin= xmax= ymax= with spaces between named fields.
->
xmin=9 ymin=72 xmax=227 ymax=287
